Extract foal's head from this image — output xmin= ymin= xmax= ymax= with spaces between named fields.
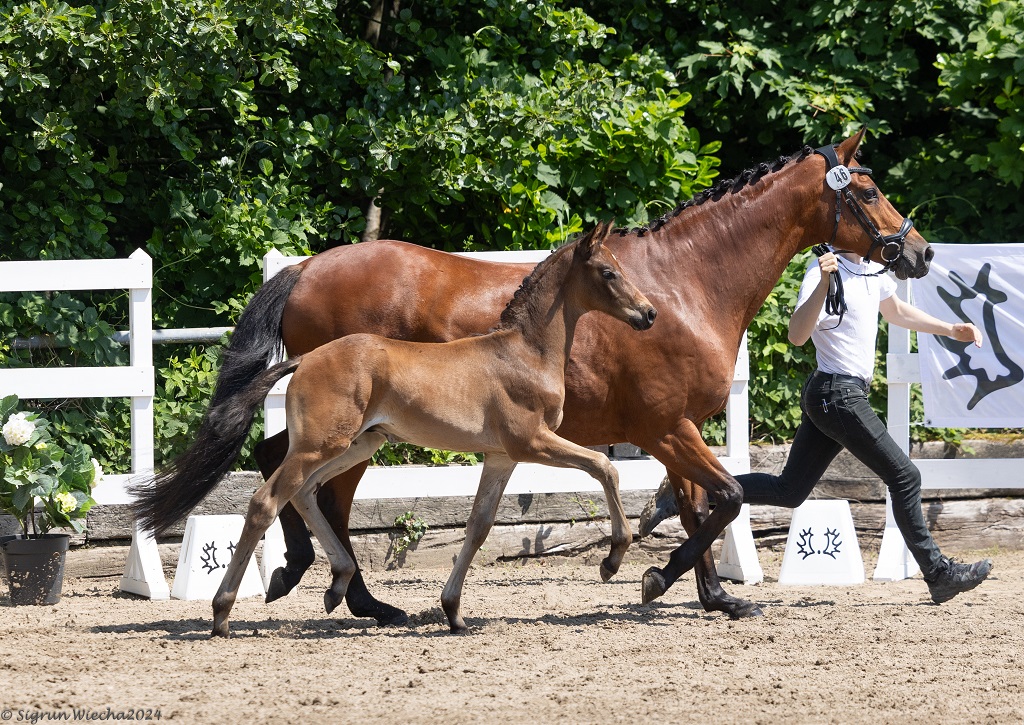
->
xmin=571 ymin=222 xmax=657 ymax=331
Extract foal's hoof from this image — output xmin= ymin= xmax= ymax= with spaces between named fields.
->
xmin=641 ymin=567 xmax=667 ymax=605
xmin=599 ymin=558 xmax=618 ymax=583
xmin=324 ymin=589 xmax=344 ymax=615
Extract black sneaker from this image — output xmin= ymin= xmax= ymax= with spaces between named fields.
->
xmin=925 ymin=556 xmax=993 ymax=604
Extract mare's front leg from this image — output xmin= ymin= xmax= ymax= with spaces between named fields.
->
xmin=635 ymin=420 xmax=743 ymax=605
xmin=670 ymin=473 xmax=762 ymax=619
xmin=441 ymin=453 xmax=518 ymax=633
xmin=510 ymin=430 xmax=632 ymax=581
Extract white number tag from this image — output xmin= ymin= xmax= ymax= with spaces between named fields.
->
xmin=826 ymin=165 xmax=852 ymax=190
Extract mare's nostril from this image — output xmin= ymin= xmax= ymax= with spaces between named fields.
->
xmin=925 ymin=246 xmax=935 ymax=263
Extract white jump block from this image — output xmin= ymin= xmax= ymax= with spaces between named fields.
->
xmin=872 ymin=493 xmax=921 ymax=582
xmin=717 ymin=504 xmax=764 ymax=584
xmin=120 ymin=522 xmax=170 ymax=600
xmin=778 ymin=500 xmax=864 ymax=586
xmin=171 ymin=515 xmax=265 ymax=600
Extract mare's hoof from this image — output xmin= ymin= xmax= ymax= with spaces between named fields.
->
xmin=372 ymin=606 xmax=410 ymax=627
xmin=599 ymin=558 xmax=617 ymax=583
xmin=264 ymin=567 xmax=295 ymax=604
xmin=728 ymin=601 xmax=765 ymax=620
xmin=324 ymin=589 xmax=344 ymax=615
xmin=211 ymin=622 xmax=230 ymax=638
xmin=641 ymin=567 xmax=667 ymax=605
xmin=448 ymin=623 xmax=470 ymax=635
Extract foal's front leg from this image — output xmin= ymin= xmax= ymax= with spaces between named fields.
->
xmin=440 ymin=453 xmax=518 ymax=633
xmin=510 ymin=429 xmax=632 ymax=581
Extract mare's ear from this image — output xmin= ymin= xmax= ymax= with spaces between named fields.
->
xmin=837 ymin=127 xmax=867 ymax=165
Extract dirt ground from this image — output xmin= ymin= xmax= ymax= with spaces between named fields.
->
xmin=0 ymin=543 xmax=1021 ymax=725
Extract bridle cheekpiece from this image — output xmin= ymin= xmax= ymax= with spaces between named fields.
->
xmin=814 ymin=143 xmax=914 ymax=271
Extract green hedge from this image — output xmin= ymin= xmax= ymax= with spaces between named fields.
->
xmin=1 ymin=1 xmax=1020 ymax=472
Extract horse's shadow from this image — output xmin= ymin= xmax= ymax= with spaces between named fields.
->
xmin=88 ymin=599 xmax=725 ymax=640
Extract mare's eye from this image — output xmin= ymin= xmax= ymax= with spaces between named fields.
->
xmin=601 ymin=269 xmax=616 ymax=280
xmin=863 ymin=187 xmax=878 ymax=201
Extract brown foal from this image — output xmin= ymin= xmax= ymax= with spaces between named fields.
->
xmin=202 ymin=223 xmax=655 ymax=635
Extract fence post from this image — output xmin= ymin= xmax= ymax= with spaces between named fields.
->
xmin=873 ymin=278 xmax=920 ymax=581
xmin=119 ymin=250 xmax=170 ymax=599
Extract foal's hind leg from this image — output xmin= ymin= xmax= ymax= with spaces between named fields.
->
xmin=440 ymin=453 xmax=518 ymax=633
xmin=212 ymin=457 xmax=309 ymax=637
xmin=254 ymin=431 xmax=316 ymax=604
xmin=508 ymin=429 xmax=632 ymax=581
xmin=291 ymin=433 xmax=388 ymax=616
xmin=318 ymin=464 xmax=409 ymax=625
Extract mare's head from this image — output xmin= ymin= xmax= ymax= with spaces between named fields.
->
xmin=572 ymin=222 xmax=657 ymax=331
xmin=818 ymin=129 xmax=932 ymax=279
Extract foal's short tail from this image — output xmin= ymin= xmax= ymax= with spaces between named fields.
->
xmin=129 ymin=356 xmax=302 ymax=536
xmin=128 ymin=265 xmax=306 ymax=536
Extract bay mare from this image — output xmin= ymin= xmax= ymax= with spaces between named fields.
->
xmin=135 ymin=130 xmax=933 ymax=624
xmin=133 ymin=224 xmax=658 ymax=635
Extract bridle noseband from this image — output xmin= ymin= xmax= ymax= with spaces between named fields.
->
xmin=813 ymin=143 xmax=914 ymax=270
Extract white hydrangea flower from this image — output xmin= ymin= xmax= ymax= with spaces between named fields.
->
xmin=91 ymin=458 xmax=104 ymax=488
xmin=56 ymin=491 xmax=78 ymax=515
xmin=217 ymin=156 xmax=235 ymax=168
xmin=2 ymin=412 xmax=35 ymax=446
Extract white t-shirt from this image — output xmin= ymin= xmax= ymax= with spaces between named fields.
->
xmin=796 ymin=253 xmax=897 ymax=382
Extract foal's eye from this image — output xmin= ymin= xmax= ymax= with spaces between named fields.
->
xmin=601 ymin=269 xmax=616 ymax=280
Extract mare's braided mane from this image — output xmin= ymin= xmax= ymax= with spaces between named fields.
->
xmin=616 ymin=144 xmax=832 ymax=238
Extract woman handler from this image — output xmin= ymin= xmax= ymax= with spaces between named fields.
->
xmin=641 ymin=248 xmax=992 ymax=603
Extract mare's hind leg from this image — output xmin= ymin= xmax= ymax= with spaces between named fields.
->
xmin=671 ymin=474 xmax=762 ymax=619
xmin=440 ymin=453 xmax=518 ymax=633
xmin=212 ymin=457 xmax=310 ymax=637
xmin=509 ymin=429 xmax=631 ymax=581
xmin=291 ymin=432 xmax=388 ymax=616
xmin=634 ymin=421 xmax=743 ymax=605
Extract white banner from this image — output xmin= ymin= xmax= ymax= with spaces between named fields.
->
xmin=913 ymin=243 xmax=1024 ymax=427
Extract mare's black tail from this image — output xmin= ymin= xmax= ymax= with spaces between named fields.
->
xmin=129 ymin=265 xmax=304 ymax=536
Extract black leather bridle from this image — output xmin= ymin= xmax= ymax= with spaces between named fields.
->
xmin=810 ymin=143 xmax=915 ymax=329
xmin=813 ymin=143 xmax=915 ymax=269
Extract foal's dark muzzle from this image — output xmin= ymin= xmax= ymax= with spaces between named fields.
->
xmin=631 ymin=306 xmax=657 ymax=331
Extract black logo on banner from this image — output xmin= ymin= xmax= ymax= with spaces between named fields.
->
xmin=936 ymin=263 xmax=1024 ymax=409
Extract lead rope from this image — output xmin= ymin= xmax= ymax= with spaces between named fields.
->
xmin=811 ymin=242 xmax=847 ymax=330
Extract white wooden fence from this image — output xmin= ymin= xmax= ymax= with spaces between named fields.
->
xmin=0 ymin=250 xmax=169 ymax=598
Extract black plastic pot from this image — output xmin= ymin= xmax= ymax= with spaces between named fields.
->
xmin=0 ymin=533 xmax=71 ymax=606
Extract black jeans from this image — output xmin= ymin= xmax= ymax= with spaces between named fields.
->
xmin=737 ymin=370 xmax=944 ymax=578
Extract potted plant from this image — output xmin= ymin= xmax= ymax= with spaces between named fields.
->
xmin=0 ymin=394 xmax=100 ymax=605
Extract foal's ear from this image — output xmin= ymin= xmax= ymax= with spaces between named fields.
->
xmin=837 ymin=127 xmax=868 ymax=165
xmin=578 ymin=221 xmax=612 ymax=259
